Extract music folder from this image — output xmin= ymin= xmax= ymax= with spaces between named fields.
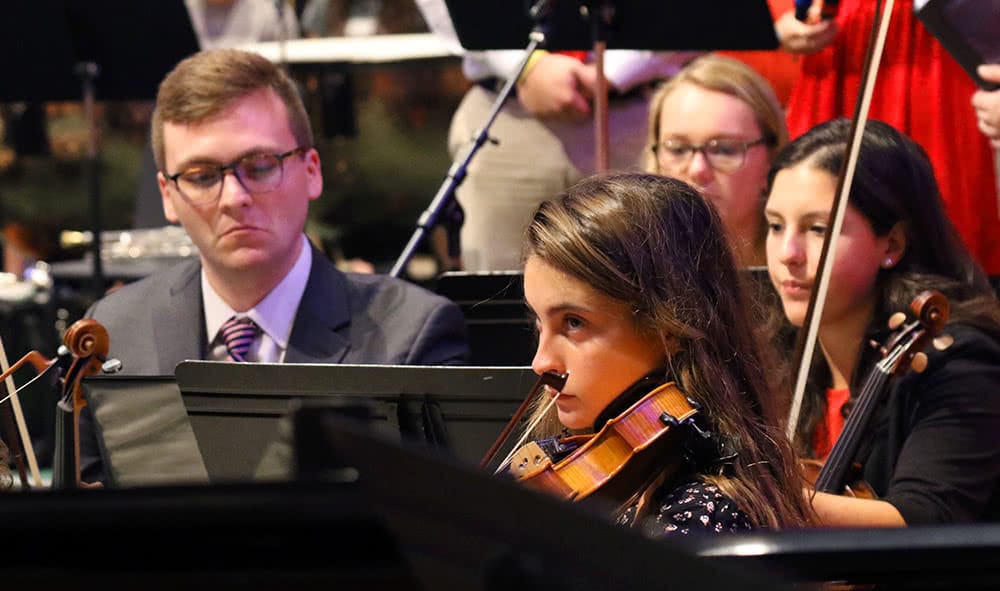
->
xmin=915 ymin=0 xmax=1000 ymax=90
xmin=441 ymin=0 xmax=779 ymax=51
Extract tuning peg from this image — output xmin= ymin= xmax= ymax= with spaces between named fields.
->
xmin=933 ymin=334 xmax=955 ymax=351
xmin=910 ymin=352 xmax=928 ymax=373
xmin=887 ymin=312 xmax=907 ymax=330
xmin=101 ymin=358 xmax=123 ymax=374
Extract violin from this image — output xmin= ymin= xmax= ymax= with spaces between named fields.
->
xmin=803 ymin=290 xmax=949 ymax=498
xmin=482 ymin=372 xmax=699 ymax=504
xmin=52 ymin=318 xmax=111 ymax=489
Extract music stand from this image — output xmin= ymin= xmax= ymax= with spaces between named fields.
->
xmin=82 ymin=374 xmax=210 ymax=487
xmin=684 ymin=521 xmax=1000 ymax=588
xmin=2 ymin=1 xmax=199 ymax=296
xmin=0 ymin=481 xmax=420 ymax=589
xmin=434 ymin=270 xmax=534 ymax=366
xmin=293 ymin=406 xmax=790 ymax=591
xmin=174 ymin=361 xmax=538 ymax=481
xmin=443 ymin=0 xmax=778 ymax=51
xmin=391 ymin=0 xmax=778 ymax=278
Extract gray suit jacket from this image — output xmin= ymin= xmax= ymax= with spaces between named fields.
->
xmin=80 ymin=245 xmax=469 ymax=482
xmin=88 ymin=245 xmax=469 ymax=372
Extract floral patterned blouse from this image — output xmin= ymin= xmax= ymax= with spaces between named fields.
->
xmin=616 ymin=479 xmax=754 ymax=537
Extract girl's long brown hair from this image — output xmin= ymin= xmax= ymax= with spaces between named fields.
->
xmin=522 ymin=172 xmax=815 ymax=529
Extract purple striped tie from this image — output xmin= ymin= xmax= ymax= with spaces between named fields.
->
xmin=220 ymin=316 xmax=258 ymax=362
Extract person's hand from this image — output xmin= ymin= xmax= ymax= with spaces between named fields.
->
xmin=775 ymin=8 xmax=838 ymax=55
xmin=972 ymin=64 xmax=1000 ymax=149
xmin=516 ymin=53 xmax=595 ymax=121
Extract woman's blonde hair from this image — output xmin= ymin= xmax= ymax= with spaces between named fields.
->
xmin=645 ymin=53 xmax=788 ymax=173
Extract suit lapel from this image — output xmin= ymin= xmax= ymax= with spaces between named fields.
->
xmin=152 ymin=261 xmax=204 ymax=374
xmin=284 ymin=247 xmax=352 ymax=364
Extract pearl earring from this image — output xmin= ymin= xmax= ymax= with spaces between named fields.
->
xmin=883 ymin=257 xmax=894 ymax=268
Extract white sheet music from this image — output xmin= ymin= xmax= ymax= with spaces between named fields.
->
xmin=236 ymin=33 xmax=457 ymax=65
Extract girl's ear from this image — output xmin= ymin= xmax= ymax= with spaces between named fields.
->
xmin=882 ymin=222 xmax=907 ymax=268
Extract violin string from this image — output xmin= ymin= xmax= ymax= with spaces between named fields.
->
xmin=0 ymin=366 xmax=57 ymax=406
xmin=820 ymin=370 xmax=888 ymax=488
xmin=494 ymin=391 xmax=561 ymax=475
xmin=832 ymin=328 xmax=914 ymax=460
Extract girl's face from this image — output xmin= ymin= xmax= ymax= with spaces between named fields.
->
xmin=765 ymin=164 xmax=899 ymax=332
xmin=524 ymin=256 xmax=666 ymax=430
xmin=655 ymin=82 xmax=771 ymax=246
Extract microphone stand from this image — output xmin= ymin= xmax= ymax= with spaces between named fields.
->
xmin=77 ymin=62 xmax=105 ymax=300
xmin=389 ymin=0 xmax=555 ymax=279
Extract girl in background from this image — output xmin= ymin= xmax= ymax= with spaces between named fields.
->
xmin=765 ymin=118 xmax=1000 ymax=525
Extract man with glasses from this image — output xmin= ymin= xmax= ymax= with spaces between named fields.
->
xmin=78 ymin=48 xmax=469 ymax=483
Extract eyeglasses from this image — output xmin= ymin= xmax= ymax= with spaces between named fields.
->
xmin=165 ymin=147 xmax=309 ymax=204
xmin=652 ymin=137 xmax=767 ymax=173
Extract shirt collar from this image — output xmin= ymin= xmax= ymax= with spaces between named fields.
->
xmin=203 ymin=234 xmax=313 ymax=349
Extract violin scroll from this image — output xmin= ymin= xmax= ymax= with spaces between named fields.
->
xmin=878 ymin=290 xmax=949 ymax=378
xmin=62 ymin=318 xmax=110 ymax=362
xmin=911 ymin=290 xmax=949 ymax=333
xmin=52 ymin=318 xmax=112 ymax=489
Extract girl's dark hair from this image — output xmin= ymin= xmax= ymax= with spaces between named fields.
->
xmin=766 ymin=118 xmax=1000 ymax=453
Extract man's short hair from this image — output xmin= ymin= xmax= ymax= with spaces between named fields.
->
xmin=151 ymin=48 xmax=313 ymax=172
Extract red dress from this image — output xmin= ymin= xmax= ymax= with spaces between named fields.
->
xmin=785 ymin=0 xmax=1000 ymax=275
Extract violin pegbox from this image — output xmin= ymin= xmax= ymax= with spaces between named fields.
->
xmin=877 ymin=290 xmax=950 ymax=377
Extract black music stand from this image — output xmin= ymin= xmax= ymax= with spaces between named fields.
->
xmin=391 ymin=1 xmax=777 ymax=277
xmin=685 ymin=521 xmax=1000 ymax=589
xmin=434 ymin=270 xmax=534 ymax=366
xmin=293 ymin=406 xmax=790 ymax=591
xmin=174 ymin=361 xmax=537 ymax=481
xmin=2 ymin=1 xmax=199 ymax=296
xmin=443 ymin=0 xmax=778 ymax=51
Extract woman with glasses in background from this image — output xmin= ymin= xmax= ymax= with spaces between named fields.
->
xmin=646 ymin=54 xmax=787 ymax=269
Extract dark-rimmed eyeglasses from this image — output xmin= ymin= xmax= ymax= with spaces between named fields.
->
xmin=652 ymin=137 xmax=767 ymax=173
xmin=165 ymin=147 xmax=309 ymax=204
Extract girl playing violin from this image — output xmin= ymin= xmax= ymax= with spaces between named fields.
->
xmin=519 ymin=172 xmax=815 ymax=535
xmin=765 ymin=118 xmax=1000 ymax=526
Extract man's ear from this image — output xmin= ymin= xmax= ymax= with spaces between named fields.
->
xmin=159 ymin=172 xmax=180 ymax=223
xmin=304 ymin=148 xmax=323 ymax=202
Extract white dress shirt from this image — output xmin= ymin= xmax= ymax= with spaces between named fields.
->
xmin=413 ymin=0 xmax=696 ymax=91
xmin=203 ymin=235 xmax=313 ymax=363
